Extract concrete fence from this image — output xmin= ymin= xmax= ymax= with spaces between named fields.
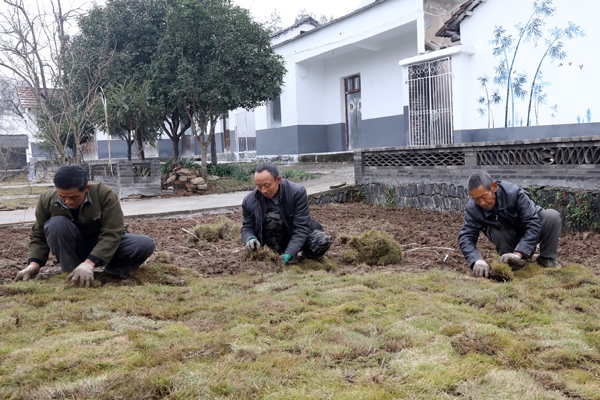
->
xmin=88 ymin=159 xmax=162 ymax=199
xmin=354 ymin=136 xmax=600 ymax=190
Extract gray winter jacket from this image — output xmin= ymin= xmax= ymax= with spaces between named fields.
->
xmin=241 ymin=179 xmax=321 ymax=257
xmin=458 ymin=180 xmax=542 ymax=268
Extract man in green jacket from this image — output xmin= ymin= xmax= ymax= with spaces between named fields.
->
xmin=14 ymin=165 xmax=155 ymax=287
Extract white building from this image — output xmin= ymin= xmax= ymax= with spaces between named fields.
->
xmin=238 ymin=0 xmax=600 ymax=156
xmin=401 ymin=0 xmax=600 ymax=144
xmin=241 ymin=0 xmax=425 ymax=155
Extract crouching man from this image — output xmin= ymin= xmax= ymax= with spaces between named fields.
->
xmin=15 ymin=165 xmax=155 ymax=287
xmin=241 ymin=163 xmax=332 ymax=264
xmin=458 ymin=171 xmax=562 ymax=278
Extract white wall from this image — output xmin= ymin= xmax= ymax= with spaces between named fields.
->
xmin=457 ymin=0 xmax=599 ymax=129
xmin=253 ymin=0 xmax=423 ymax=131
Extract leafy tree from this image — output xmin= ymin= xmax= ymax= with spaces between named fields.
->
xmin=68 ymin=0 xmax=168 ymax=158
xmin=156 ymin=0 xmax=286 ymax=176
xmin=72 ymin=0 xmax=167 ymax=86
xmin=99 ymin=80 xmax=161 ymax=160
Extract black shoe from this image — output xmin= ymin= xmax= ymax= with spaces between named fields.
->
xmin=102 ymin=268 xmax=131 ymax=279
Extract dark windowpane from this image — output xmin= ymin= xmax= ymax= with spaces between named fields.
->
xmin=270 ymin=97 xmax=281 ymax=128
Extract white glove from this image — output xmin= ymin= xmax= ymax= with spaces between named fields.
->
xmin=68 ymin=262 xmax=95 ymax=288
xmin=245 ymin=238 xmax=260 ymax=251
xmin=14 ymin=264 xmax=39 ymax=282
xmin=498 ymin=253 xmax=522 ymax=265
xmin=473 ymin=260 xmax=490 ymax=278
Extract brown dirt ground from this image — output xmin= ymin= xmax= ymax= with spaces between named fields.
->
xmin=2 ymin=202 xmax=599 ymax=284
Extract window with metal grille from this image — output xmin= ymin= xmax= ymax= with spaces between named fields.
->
xmin=408 ymin=57 xmax=453 ymax=146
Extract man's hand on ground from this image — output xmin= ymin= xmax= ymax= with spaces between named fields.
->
xmin=280 ymin=253 xmax=292 ymax=265
xmin=245 ymin=238 xmax=260 ymax=251
xmin=498 ymin=252 xmax=524 ymax=266
xmin=14 ymin=264 xmax=39 ymax=282
xmin=68 ymin=262 xmax=95 ymax=288
xmin=473 ymin=260 xmax=490 ymax=278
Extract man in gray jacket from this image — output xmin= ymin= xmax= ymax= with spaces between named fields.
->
xmin=458 ymin=171 xmax=561 ymax=278
xmin=241 ymin=163 xmax=332 ymax=264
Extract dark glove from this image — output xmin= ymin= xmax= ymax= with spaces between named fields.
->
xmin=245 ymin=237 xmax=260 ymax=251
xmin=14 ymin=264 xmax=39 ymax=282
xmin=473 ymin=260 xmax=490 ymax=278
xmin=68 ymin=262 xmax=95 ymax=288
xmin=280 ymin=253 xmax=292 ymax=265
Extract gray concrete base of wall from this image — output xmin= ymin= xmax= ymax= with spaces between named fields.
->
xmin=257 ymin=151 xmax=354 ymax=165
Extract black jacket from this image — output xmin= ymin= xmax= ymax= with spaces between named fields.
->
xmin=241 ymin=179 xmax=321 ymax=257
xmin=458 ymin=180 xmax=542 ymax=268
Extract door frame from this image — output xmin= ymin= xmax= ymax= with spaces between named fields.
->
xmin=344 ymin=74 xmax=361 ymax=150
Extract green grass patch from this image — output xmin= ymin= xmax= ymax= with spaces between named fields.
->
xmin=338 ymin=229 xmax=403 ymax=266
xmin=211 ymin=177 xmax=255 ymax=193
xmin=0 ymin=184 xmax=52 ymax=209
xmin=1 ymin=263 xmax=599 ymax=398
xmin=0 ymin=185 xmax=51 ymax=196
xmin=186 ymin=216 xmax=240 ymax=245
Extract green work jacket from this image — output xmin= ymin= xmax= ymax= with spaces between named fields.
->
xmin=28 ymin=182 xmax=124 ymax=266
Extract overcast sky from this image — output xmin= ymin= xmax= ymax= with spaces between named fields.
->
xmin=0 ymin=0 xmax=367 ymax=30
xmin=232 ymin=0 xmax=366 ymax=26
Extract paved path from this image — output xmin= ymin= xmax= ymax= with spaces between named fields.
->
xmin=0 ymin=164 xmax=355 ymax=226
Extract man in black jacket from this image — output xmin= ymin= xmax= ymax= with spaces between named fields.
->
xmin=458 ymin=171 xmax=561 ymax=278
xmin=241 ymin=163 xmax=332 ymax=264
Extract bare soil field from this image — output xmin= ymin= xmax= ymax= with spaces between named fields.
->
xmin=2 ymin=202 xmax=599 ymax=283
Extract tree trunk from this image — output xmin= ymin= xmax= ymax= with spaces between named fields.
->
xmin=210 ymin=130 xmax=217 ymax=167
xmin=126 ymin=131 xmax=133 ymax=161
xmin=194 ymin=133 xmax=210 ymax=181
xmin=171 ymin=137 xmax=180 ymax=159
xmin=209 ymin=116 xmax=218 ymax=167
xmin=201 ymin=141 xmax=209 ymax=181
xmin=73 ymin=141 xmax=80 ymax=165
xmin=135 ymin=129 xmax=146 ymax=160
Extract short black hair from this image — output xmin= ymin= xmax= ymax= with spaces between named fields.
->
xmin=255 ymin=163 xmax=279 ymax=179
xmin=54 ymin=165 xmax=89 ymax=191
xmin=467 ymin=171 xmax=494 ymax=191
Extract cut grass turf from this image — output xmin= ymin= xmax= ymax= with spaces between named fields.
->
xmin=1 ymin=263 xmax=600 ymax=399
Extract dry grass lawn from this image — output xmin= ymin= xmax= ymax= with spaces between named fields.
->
xmin=2 ymin=260 xmax=600 ymax=399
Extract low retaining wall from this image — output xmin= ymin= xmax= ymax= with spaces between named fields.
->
xmin=353 ymin=183 xmax=600 ymax=232
xmin=307 ymin=183 xmax=600 ymax=233
xmin=325 ymin=136 xmax=600 ymax=232
xmin=354 ymin=136 xmax=600 ymax=190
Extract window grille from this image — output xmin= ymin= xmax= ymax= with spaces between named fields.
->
xmin=364 ymin=151 xmax=464 ymax=167
xmin=408 ymin=57 xmax=453 ymax=146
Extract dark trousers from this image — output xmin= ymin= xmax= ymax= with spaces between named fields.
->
xmin=485 ymin=209 xmax=561 ymax=259
xmin=263 ymin=211 xmax=331 ymax=259
xmin=44 ymin=215 xmax=155 ymax=276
